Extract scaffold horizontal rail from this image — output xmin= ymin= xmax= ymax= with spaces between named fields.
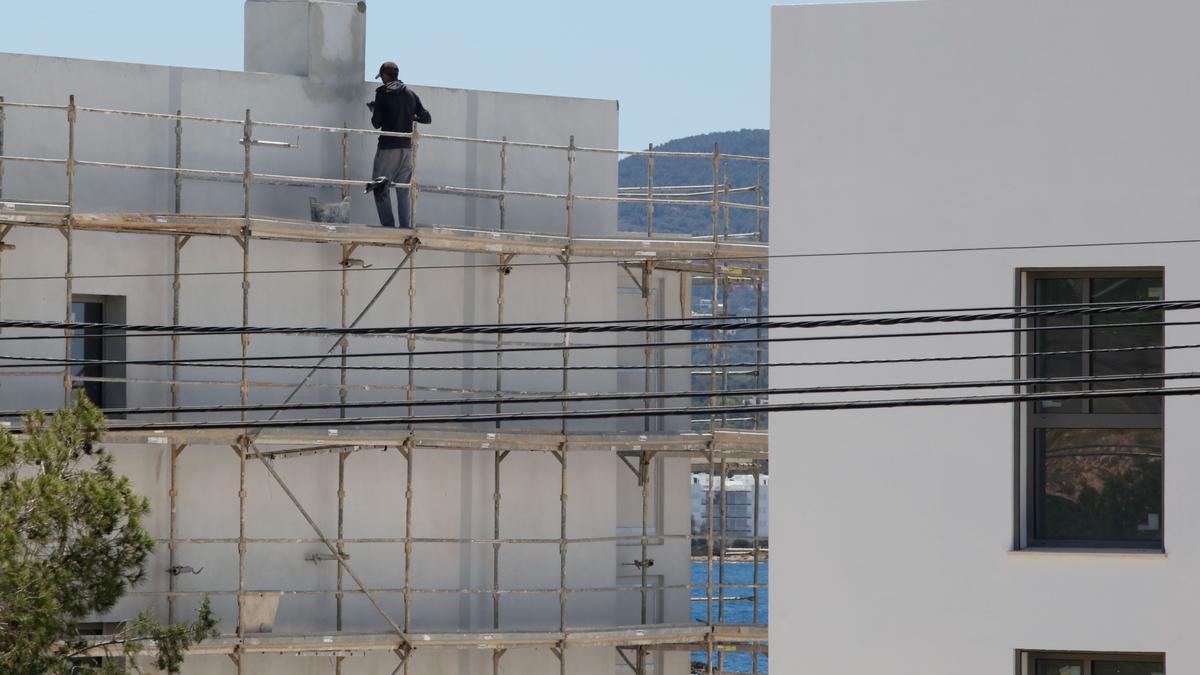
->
xmin=75 ymin=623 xmax=766 ymax=658
xmin=101 ymin=426 xmax=768 ymax=460
xmin=0 ymin=210 xmax=767 ymax=262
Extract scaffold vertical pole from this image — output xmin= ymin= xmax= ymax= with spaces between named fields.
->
xmin=236 ymin=108 xmax=252 ymax=675
xmin=562 ymin=135 xmax=575 ymax=428
xmin=558 ymin=136 xmax=575 ymax=675
xmin=721 ymin=272 xmax=731 ymax=428
xmin=642 ymin=261 xmax=654 ymax=431
xmin=171 ymin=111 xmax=184 ymax=423
xmin=62 ymin=94 xmax=76 ymax=407
xmin=717 ymin=456 xmax=728 ymax=673
xmin=556 ymin=443 xmax=568 ymax=675
xmin=341 ymin=127 xmax=350 ymax=202
xmin=722 ymin=168 xmax=731 ymax=240
xmin=638 ymin=448 xmax=655 ymax=675
xmin=499 ymin=136 xmax=508 ymax=232
xmin=335 ymin=447 xmax=349 ymax=675
xmin=646 ymin=143 xmax=654 ymax=238
xmin=336 ymin=449 xmax=348 ymax=633
xmin=495 ymin=254 xmax=512 ymax=424
xmin=409 ymin=127 xmax=419 ymax=228
xmin=403 ymin=441 xmax=414 ymax=635
xmin=493 ymin=448 xmax=508 ymax=634
xmin=709 ymin=142 xmax=720 ymax=430
xmin=639 ymin=450 xmax=652 ymax=625
xmin=752 ymin=460 xmax=762 ymax=675
xmin=167 ymin=110 xmax=184 ymax=629
xmin=755 ymin=164 xmax=765 ymax=241
xmin=339 ymin=243 xmax=353 ymax=419
xmin=168 ymin=443 xmax=184 ymax=625
xmin=704 ymin=443 xmax=716 ymax=675
xmin=240 ymin=109 xmax=252 ymax=415
xmin=236 ymin=437 xmax=248 ymax=675
xmin=406 ymin=245 xmax=417 ymax=427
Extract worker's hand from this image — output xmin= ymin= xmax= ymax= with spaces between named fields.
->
xmin=366 ymin=101 xmax=376 ymax=111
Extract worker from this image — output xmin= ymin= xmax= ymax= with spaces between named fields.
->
xmin=367 ymin=61 xmax=432 ymax=229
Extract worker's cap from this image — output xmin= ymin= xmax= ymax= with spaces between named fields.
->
xmin=375 ymin=61 xmax=399 ymax=79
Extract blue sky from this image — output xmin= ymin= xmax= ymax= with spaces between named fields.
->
xmin=3 ymin=1 xmax=853 ymax=150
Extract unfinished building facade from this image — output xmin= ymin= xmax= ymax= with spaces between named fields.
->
xmin=0 ymin=1 xmax=767 ymax=672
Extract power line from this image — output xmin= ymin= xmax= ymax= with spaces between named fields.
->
xmin=0 ymin=298 xmax=1181 ymax=341
xmin=99 ymin=382 xmax=1190 ymax=432
xmin=0 ymin=338 xmax=1186 ymax=373
xmin=34 ymin=369 xmax=1184 ymax=420
xmin=0 ymin=315 xmax=1182 ymax=363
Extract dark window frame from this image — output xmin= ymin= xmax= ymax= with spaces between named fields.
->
xmin=1019 ymin=269 xmax=1164 ymax=550
xmin=1023 ymin=650 xmax=1165 ymax=675
xmin=70 ymin=295 xmax=126 ymax=415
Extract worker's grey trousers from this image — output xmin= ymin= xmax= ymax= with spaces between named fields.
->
xmin=372 ymin=147 xmax=413 ymax=229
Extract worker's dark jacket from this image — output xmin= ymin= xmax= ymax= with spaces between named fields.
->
xmin=371 ymin=80 xmax=432 ymax=150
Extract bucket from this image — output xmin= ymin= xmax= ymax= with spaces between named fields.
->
xmin=309 ymin=197 xmax=350 ymax=224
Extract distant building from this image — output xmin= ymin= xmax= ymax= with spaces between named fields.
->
xmin=691 ymin=473 xmax=768 ymax=541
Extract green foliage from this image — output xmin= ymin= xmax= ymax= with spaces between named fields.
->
xmin=618 ymin=129 xmax=769 ymax=236
xmin=0 ymin=396 xmax=217 ymax=673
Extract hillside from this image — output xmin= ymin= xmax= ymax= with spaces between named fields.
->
xmin=618 ymin=129 xmax=769 ymax=237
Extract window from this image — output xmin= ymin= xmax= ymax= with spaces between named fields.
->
xmin=1024 ymin=652 xmax=1163 ymax=675
xmin=70 ymin=622 xmax=126 ymax=673
xmin=70 ymin=296 xmax=126 ymax=412
xmin=1022 ymin=272 xmax=1163 ymax=548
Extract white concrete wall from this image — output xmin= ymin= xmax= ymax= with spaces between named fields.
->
xmin=0 ymin=49 xmax=691 ymax=673
xmin=772 ymin=0 xmax=1200 ymax=672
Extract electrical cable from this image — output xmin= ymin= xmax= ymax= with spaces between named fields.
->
xmin=32 ymin=369 xmax=1183 ymax=420
xmin=0 ymin=315 xmax=1182 ymax=363
xmin=0 ymin=298 xmax=1183 ymax=338
xmin=98 ymin=383 xmax=1192 ymax=432
xmin=0 ymin=338 xmax=1187 ymax=374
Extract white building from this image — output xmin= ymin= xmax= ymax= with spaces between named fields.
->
xmin=0 ymin=1 xmax=768 ymax=672
xmin=772 ymin=0 xmax=1191 ymax=673
xmin=690 ymin=473 xmax=768 ymax=541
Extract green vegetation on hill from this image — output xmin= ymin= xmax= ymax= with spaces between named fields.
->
xmin=618 ymin=129 xmax=769 ymax=237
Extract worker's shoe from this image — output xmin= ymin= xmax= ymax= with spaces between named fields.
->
xmin=364 ymin=176 xmax=390 ymax=194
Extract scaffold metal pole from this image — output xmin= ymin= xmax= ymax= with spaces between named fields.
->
xmin=168 ymin=443 xmax=184 ymax=625
xmin=557 ymin=442 xmax=568 ymax=675
xmin=705 ymin=442 xmax=716 ymax=675
xmin=559 ymin=136 xmax=575 ymax=675
xmin=499 ymin=136 xmax=508 ymax=232
xmin=235 ymin=437 xmax=247 ymax=675
xmin=717 ymin=456 xmax=728 ymax=672
xmin=62 ymin=94 xmax=76 ymax=407
xmin=752 ymin=460 xmax=762 ymax=675
xmin=646 ymin=143 xmax=654 ymax=237
xmin=643 ymin=261 xmax=655 ymax=431
xmin=336 ymin=449 xmax=349 ymax=648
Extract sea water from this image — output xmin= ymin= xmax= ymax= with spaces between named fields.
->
xmin=690 ymin=560 xmax=768 ymax=673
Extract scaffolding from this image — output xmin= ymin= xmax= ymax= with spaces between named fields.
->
xmin=0 ymin=95 xmax=768 ymax=674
